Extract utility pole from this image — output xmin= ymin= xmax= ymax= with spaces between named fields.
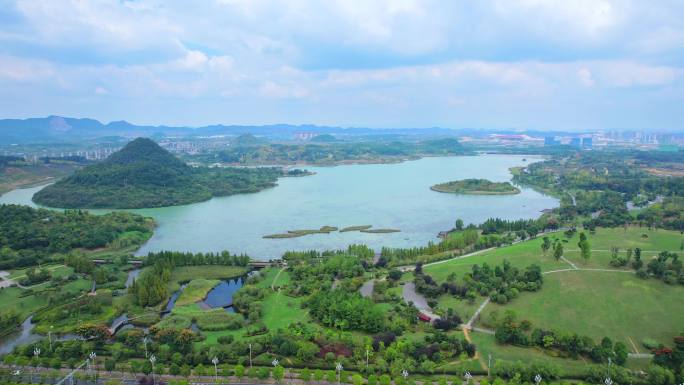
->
xmin=143 ymin=336 xmax=149 ymax=358
xmin=365 ymin=349 xmax=369 ymax=368
xmin=249 ymin=343 xmax=253 ymax=368
xmin=488 ymin=354 xmax=492 ymax=378
xmin=48 ymin=326 xmax=53 ymax=352
xmin=150 ymin=355 xmax=157 ymax=385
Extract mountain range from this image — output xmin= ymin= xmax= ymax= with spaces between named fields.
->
xmin=0 ymin=115 xmax=595 ymax=145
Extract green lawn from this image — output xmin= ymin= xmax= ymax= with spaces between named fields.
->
xmin=261 ymin=291 xmax=308 ymax=331
xmin=480 ymin=270 xmax=684 ymax=348
xmin=561 ymin=227 xmax=684 ymax=269
xmin=0 ymin=287 xmax=48 ymax=320
xmin=423 ymin=236 xmax=568 ymax=283
xmin=434 ymin=295 xmax=484 ymax=321
xmin=470 ymin=332 xmax=602 ymax=378
xmin=175 ymin=279 xmax=220 ymax=306
xmin=424 ymin=227 xmax=684 ymax=282
xmin=255 ymin=267 xmax=290 ymax=289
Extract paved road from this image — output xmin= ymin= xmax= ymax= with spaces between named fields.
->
xmin=402 ymin=282 xmax=440 ymax=320
xmin=359 ymin=279 xmax=374 ymax=298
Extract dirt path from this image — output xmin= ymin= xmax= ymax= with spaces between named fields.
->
xmin=543 ymin=268 xmax=633 ymax=275
xmin=627 ymin=336 xmax=640 ymax=354
xmin=560 ymin=256 xmax=578 ymax=270
xmin=465 ymin=298 xmax=491 ymax=329
xmin=271 ymin=267 xmax=287 ymax=291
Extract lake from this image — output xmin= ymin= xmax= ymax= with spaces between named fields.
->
xmin=0 ymin=155 xmax=557 ymax=259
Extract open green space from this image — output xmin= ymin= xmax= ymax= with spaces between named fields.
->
xmin=470 ymin=332 xmax=602 ymax=377
xmin=175 ymin=279 xmax=220 ymax=306
xmin=422 ymin=235 xmax=569 ymax=283
xmin=0 ymin=287 xmax=48 ymax=320
xmin=169 ymin=265 xmax=248 ymax=286
xmin=261 ymin=291 xmax=309 ymax=331
xmin=481 ymin=270 xmax=684 ymax=348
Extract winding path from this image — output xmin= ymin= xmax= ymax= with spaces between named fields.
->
xmin=402 ymin=282 xmax=440 ymax=320
xmin=359 ymin=279 xmax=374 ymax=298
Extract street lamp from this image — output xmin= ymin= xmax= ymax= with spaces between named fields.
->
xmin=464 ymin=372 xmax=472 ymax=383
xmin=32 ymin=348 xmax=40 ymax=384
xmin=401 ymin=370 xmax=408 ymax=383
xmin=604 ymin=378 xmax=613 ymax=385
xmin=534 ymin=374 xmax=542 ymax=385
xmin=149 ymin=355 xmax=157 ymax=385
xmin=212 ymin=357 xmax=219 ymax=384
xmin=335 ymin=363 xmax=343 ymax=385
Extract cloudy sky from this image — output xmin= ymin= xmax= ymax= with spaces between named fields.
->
xmin=0 ymin=0 xmax=683 ymax=131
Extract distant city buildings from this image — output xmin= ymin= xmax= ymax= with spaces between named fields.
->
xmin=294 ymin=132 xmax=317 ymax=140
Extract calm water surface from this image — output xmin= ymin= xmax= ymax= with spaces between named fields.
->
xmin=0 ymin=155 xmax=557 ymax=259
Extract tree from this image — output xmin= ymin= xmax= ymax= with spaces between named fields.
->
xmin=314 ymin=369 xmax=324 ymax=384
xmin=104 ymin=359 xmax=116 ymax=372
xmin=352 ymin=374 xmax=364 ymax=385
xmin=326 ymin=371 xmax=336 ymax=384
xmin=234 ymin=364 xmax=245 ymax=378
xmin=541 ymin=237 xmax=551 ymax=255
xmin=614 ymin=342 xmax=628 ymax=365
xmin=273 ymin=366 xmax=284 ymax=383
xmin=300 ymin=368 xmax=312 ymax=383
xmin=578 ymin=232 xmax=591 ymax=264
xmin=455 ymin=219 xmax=464 ymax=231
xmin=553 ymin=241 xmax=563 ymax=261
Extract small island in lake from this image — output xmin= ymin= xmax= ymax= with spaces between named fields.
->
xmin=430 ymin=178 xmax=520 ymax=195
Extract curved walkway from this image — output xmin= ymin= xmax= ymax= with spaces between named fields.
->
xmin=402 ymin=282 xmax=440 ymax=320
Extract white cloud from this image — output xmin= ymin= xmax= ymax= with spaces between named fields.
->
xmin=577 ymin=68 xmax=595 ymax=87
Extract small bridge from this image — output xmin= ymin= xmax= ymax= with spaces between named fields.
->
xmin=248 ymin=261 xmax=280 ymax=269
xmin=108 ymin=313 xmax=154 ymax=335
xmin=93 ymin=259 xmax=143 ymax=266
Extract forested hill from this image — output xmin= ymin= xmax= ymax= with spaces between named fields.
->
xmin=32 ymin=138 xmax=284 ymax=209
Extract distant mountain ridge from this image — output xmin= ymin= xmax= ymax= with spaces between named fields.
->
xmin=32 ymin=137 xmax=284 ymax=208
xmin=0 ymin=115 xmax=604 ymax=145
xmin=0 ymin=115 xmax=464 ymax=144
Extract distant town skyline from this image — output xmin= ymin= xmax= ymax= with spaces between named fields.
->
xmin=1 ymin=1 xmax=683 ymax=131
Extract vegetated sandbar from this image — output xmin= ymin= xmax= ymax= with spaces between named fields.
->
xmin=340 ymin=225 xmax=372 ymax=232
xmin=360 ymin=228 xmax=400 ymax=233
xmin=263 ymin=226 xmax=338 ymax=239
xmin=430 ymin=178 xmax=520 ymax=195
xmin=263 ymin=225 xmax=400 ymax=238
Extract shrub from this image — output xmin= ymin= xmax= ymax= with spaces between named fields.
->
xmin=642 ymin=338 xmax=659 ymax=350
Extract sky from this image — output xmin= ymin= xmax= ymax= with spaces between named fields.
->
xmin=0 ymin=0 xmax=683 ymax=131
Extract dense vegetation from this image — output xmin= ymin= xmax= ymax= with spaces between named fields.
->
xmin=129 ymin=250 xmax=249 ymax=307
xmin=195 ymin=138 xmax=469 ymax=165
xmin=414 ymin=260 xmax=543 ymax=305
xmin=431 ymin=179 xmax=520 ymax=195
xmin=0 ymin=204 xmax=152 ymax=269
xmin=33 ymin=138 xmax=286 ymax=208
xmin=512 ymin=150 xmax=684 ymax=230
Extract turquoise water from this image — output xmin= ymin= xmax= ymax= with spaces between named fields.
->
xmin=0 ymin=155 xmax=557 ymax=259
